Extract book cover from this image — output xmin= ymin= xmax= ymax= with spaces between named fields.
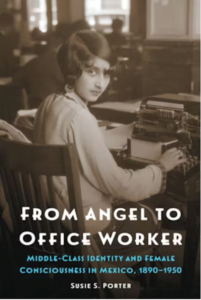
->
xmin=0 ymin=0 xmax=200 ymax=299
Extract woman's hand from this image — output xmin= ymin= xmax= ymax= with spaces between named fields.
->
xmin=158 ymin=148 xmax=187 ymax=172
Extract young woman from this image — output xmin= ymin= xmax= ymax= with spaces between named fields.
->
xmin=33 ymin=30 xmax=186 ymax=239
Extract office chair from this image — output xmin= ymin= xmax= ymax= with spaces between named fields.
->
xmin=0 ymin=135 xmax=161 ymax=298
xmin=0 ymin=139 xmax=98 ymax=298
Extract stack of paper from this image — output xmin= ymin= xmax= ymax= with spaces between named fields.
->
xmin=17 ymin=109 xmax=37 ymax=118
xmin=103 ymin=122 xmax=134 ymax=150
xmin=14 ymin=109 xmax=37 ymax=129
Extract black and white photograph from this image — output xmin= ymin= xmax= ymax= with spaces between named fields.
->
xmin=0 ymin=0 xmax=200 ymax=299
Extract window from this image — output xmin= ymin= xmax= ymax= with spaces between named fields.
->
xmin=85 ymin=0 xmax=130 ymax=32
xmin=147 ymin=0 xmax=200 ymax=40
xmin=52 ymin=0 xmax=58 ymax=26
xmin=102 ymin=0 xmax=122 ymax=9
xmin=27 ymin=0 xmax=57 ymax=33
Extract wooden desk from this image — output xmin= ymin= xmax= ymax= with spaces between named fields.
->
xmin=90 ymin=100 xmax=141 ymax=124
xmin=112 ymin=152 xmax=200 ymax=299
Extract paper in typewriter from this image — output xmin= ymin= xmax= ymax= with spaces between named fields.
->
xmin=103 ymin=122 xmax=135 ymax=150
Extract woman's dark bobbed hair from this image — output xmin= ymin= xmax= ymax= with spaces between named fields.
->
xmin=57 ymin=30 xmax=117 ymax=89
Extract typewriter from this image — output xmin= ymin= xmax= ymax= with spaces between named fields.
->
xmin=127 ymin=94 xmax=200 ymax=198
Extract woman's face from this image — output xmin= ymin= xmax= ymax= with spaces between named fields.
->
xmin=74 ymin=56 xmax=111 ymax=104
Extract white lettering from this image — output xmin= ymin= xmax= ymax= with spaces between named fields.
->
xmin=67 ymin=233 xmax=79 ymax=245
xmin=161 ymin=233 xmax=170 ymax=245
xmin=61 ymin=209 xmax=78 ymax=220
xmin=128 ymin=208 xmax=137 ymax=220
xmin=45 ymin=208 xmax=59 ymax=221
xmin=32 ymin=208 xmax=42 ymax=220
xmin=98 ymin=232 xmax=116 ymax=245
xmin=82 ymin=233 xmax=91 ymax=245
xmin=21 ymin=207 xmax=30 ymax=220
xmin=135 ymin=233 xmax=144 ymax=245
xmin=114 ymin=208 xmax=126 ymax=221
xmin=49 ymin=233 xmax=57 ymax=245
xmin=173 ymin=233 xmax=182 ymax=245
xmin=99 ymin=209 xmax=111 ymax=220
xmin=85 ymin=208 xmax=96 ymax=220
xmin=166 ymin=208 xmax=181 ymax=221
xmin=19 ymin=231 xmax=35 ymax=245
xmin=117 ymin=233 xmax=132 ymax=245
xmin=155 ymin=208 xmax=164 ymax=221
xmin=148 ymin=233 xmax=159 ymax=245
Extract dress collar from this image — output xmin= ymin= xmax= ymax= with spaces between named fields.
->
xmin=65 ymin=90 xmax=89 ymax=111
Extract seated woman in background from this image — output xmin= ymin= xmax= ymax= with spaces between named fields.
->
xmin=106 ymin=18 xmax=126 ymax=47
xmin=33 ymin=30 xmax=186 ymax=245
xmin=13 ymin=32 xmax=64 ymax=103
